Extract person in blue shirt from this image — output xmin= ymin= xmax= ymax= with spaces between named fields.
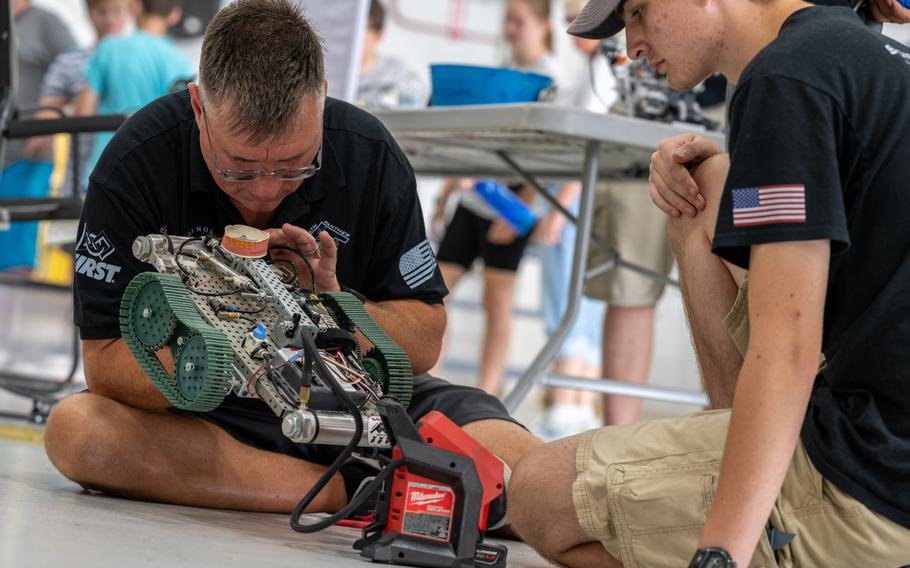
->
xmin=76 ymin=0 xmax=193 ymax=184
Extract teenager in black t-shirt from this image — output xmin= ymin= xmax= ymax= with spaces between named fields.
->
xmin=507 ymin=0 xmax=910 ymax=566
xmin=43 ymin=0 xmax=540 ymax=517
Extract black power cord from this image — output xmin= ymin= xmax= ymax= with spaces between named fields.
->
xmin=290 ymin=330 xmax=378 ymax=533
xmin=269 ymin=245 xmax=317 ymax=293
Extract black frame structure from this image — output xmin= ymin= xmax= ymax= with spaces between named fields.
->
xmin=0 ymin=0 xmax=126 ymax=422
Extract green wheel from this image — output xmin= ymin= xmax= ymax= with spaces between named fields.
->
xmin=127 ymin=279 xmax=177 ymax=351
xmin=121 ymin=272 xmax=236 ymax=412
xmin=361 ymin=356 xmax=387 ymax=387
xmin=175 ymin=334 xmax=211 ymax=401
xmin=168 ymin=327 xmax=235 ymax=412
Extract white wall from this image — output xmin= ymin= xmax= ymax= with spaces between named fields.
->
xmin=31 ymin=1 xmax=582 ymax=91
xmin=33 ymin=0 xmax=95 ymax=47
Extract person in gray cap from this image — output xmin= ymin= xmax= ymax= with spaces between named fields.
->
xmin=506 ymin=0 xmax=910 ymax=566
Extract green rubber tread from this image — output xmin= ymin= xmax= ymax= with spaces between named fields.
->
xmin=120 ymin=272 xmax=234 ymax=412
xmin=318 ymin=291 xmax=413 ymax=407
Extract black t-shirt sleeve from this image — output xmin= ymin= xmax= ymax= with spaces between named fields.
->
xmin=73 ymin=180 xmax=158 ymax=339
xmin=361 ymin=152 xmax=448 ymax=305
xmin=712 ymin=74 xmax=850 ymax=268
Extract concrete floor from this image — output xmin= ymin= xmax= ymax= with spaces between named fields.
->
xmin=0 ymin=437 xmax=551 ymax=568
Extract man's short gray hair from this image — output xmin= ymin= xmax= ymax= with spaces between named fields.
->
xmin=199 ymin=0 xmax=325 ymax=143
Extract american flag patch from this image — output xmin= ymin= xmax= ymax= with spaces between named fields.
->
xmin=732 ymin=185 xmax=806 ymax=227
xmin=399 ymin=239 xmax=437 ymax=289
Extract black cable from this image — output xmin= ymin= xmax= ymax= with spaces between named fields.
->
xmin=269 ymin=245 xmax=317 ymax=293
xmin=270 ymin=258 xmax=298 ymax=285
xmin=175 ymin=236 xmax=202 ymax=277
xmin=293 ymin=457 xmax=404 ymax=534
xmin=209 ymin=298 xmax=266 ymax=315
xmin=186 ymin=286 xmax=245 ymax=297
xmin=161 ymin=227 xmax=175 ymax=254
xmin=290 ymin=330 xmax=368 ymax=533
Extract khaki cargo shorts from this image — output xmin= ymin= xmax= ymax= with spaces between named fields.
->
xmin=585 ymin=180 xmax=674 ymax=306
xmin=572 ymin=278 xmax=910 ymax=567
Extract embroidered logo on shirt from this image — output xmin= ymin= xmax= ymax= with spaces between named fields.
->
xmin=399 ymin=239 xmax=437 ymax=290
xmin=309 ymin=220 xmax=351 ymax=245
xmin=885 ymin=44 xmax=910 ymax=67
xmin=732 ymin=185 xmax=806 ymax=227
xmin=75 ymin=225 xmax=122 ymax=284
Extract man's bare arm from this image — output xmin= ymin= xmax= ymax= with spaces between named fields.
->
xmin=82 ymin=338 xmax=173 ymax=410
xmin=74 ymin=87 xmax=99 ymax=118
xmin=698 ymin=239 xmax=829 ymax=563
xmin=364 ymin=299 xmax=446 ymax=376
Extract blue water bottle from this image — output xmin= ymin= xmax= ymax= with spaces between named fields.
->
xmin=474 ymin=180 xmax=537 ymax=236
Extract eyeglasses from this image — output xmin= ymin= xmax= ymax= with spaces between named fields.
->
xmin=201 ymin=105 xmax=322 ymax=183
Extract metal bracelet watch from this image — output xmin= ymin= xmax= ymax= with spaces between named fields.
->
xmin=688 ymin=547 xmax=737 ymax=568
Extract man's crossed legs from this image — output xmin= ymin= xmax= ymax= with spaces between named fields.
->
xmin=44 ymin=376 xmax=541 ymax=515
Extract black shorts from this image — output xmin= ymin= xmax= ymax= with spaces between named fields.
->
xmin=173 ymin=375 xmax=521 ymax=466
xmin=435 ymin=204 xmax=532 ymax=272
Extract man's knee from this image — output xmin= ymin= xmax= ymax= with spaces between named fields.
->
xmin=509 ymin=445 xmax=551 ymax=549
xmin=44 ymin=393 xmax=122 ymax=486
xmin=461 ymin=419 xmax=541 ymax=471
xmin=667 ymin=153 xmax=731 ymax=250
xmin=508 ymin=438 xmax=580 ymax=559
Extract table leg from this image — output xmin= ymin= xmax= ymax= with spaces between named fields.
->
xmin=503 ymin=141 xmax=601 ymax=413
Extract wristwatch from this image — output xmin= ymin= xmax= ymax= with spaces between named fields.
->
xmin=688 ymin=547 xmax=737 ymax=568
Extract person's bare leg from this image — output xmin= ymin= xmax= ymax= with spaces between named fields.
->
xmin=45 ymin=395 xmax=541 ymax=515
xmin=429 ymin=261 xmax=467 ymax=376
xmin=551 ymin=356 xmax=591 ymax=406
xmin=668 ymin=154 xmax=746 ymax=408
xmin=44 ymin=393 xmax=347 ymax=513
xmin=462 ymin=419 xmax=542 ymax=470
xmin=476 ymin=267 xmax=517 ymax=394
xmin=601 ymin=305 xmax=655 ymax=425
xmin=509 ymin=436 xmax=622 ymax=568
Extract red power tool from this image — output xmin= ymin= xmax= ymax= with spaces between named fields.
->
xmin=354 ymin=399 xmax=509 ymax=568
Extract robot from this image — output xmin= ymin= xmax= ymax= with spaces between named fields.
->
xmin=119 ymin=225 xmax=508 ymax=568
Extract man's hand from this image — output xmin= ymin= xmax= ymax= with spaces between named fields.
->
xmin=649 ymin=134 xmax=723 ymax=218
xmin=535 ymin=211 xmax=566 ymax=246
xmin=266 ymin=223 xmax=341 ymax=292
xmin=486 ymin=218 xmax=518 ymax=245
xmin=868 ymin=0 xmax=910 ymax=23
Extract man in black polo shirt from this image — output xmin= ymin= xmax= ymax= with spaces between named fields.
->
xmin=507 ymin=0 xmax=910 ymax=566
xmin=43 ymin=0 xmax=539 ymax=516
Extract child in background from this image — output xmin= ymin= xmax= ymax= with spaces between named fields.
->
xmin=27 ymin=0 xmax=134 ymax=195
xmin=77 ymin=0 xmax=193 ymax=183
xmin=431 ymin=0 xmax=555 ymax=395
xmin=357 ymin=0 xmax=427 ymax=110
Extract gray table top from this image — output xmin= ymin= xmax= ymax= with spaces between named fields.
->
xmin=374 ymin=103 xmax=725 ymax=180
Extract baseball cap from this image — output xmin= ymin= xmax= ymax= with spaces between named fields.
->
xmin=567 ymin=0 xmax=625 ymax=39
